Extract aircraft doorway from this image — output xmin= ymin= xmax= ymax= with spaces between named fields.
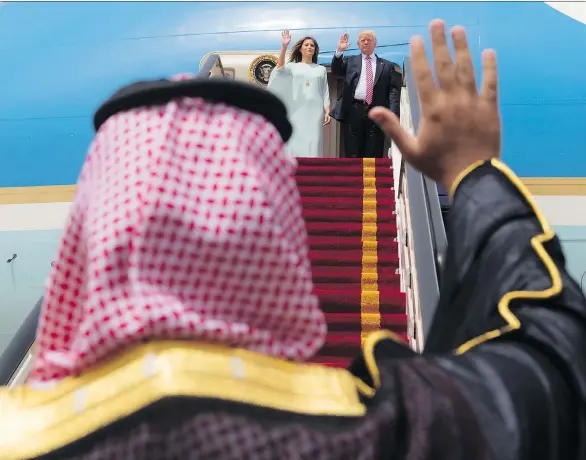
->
xmin=201 ymin=51 xmax=345 ymax=158
xmin=323 ymin=70 xmax=343 ymax=158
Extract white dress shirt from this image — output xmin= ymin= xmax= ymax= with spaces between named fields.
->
xmin=334 ymin=51 xmax=376 ymax=101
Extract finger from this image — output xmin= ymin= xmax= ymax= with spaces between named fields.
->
xmin=451 ymin=26 xmax=476 ymax=93
xmin=410 ymin=35 xmax=435 ymax=107
xmin=429 ymin=19 xmax=456 ymax=90
xmin=369 ymin=107 xmax=418 ymax=157
xmin=481 ymin=49 xmax=498 ymax=103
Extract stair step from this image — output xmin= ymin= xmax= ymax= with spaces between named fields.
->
xmin=303 ymin=209 xmax=397 ymax=223
xmin=309 ymin=250 xmax=399 ymax=266
xmin=301 ymin=197 xmax=396 ymax=211
xmin=311 ymin=266 xmax=401 ymax=285
xmin=313 ymin=281 xmax=402 ymax=292
xmin=297 ymin=157 xmax=393 ymax=167
xmin=296 ymin=175 xmax=394 ymax=187
xmin=307 ymin=236 xmax=399 ymax=253
xmin=317 ymin=290 xmax=406 ymax=312
xmin=297 ymin=186 xmax=366 ymax=197
xmin=319 ymin=331 xmax=408 ymax=354
xmin=305 ymin=222 xmax=397 ymax=237
xmin=296 ymin=165 xmax=394 ymax=177
xmin=309 ymin=356 xmax=352 ymax=368
xmin=323 ymin=312 xmax=407 ymax=332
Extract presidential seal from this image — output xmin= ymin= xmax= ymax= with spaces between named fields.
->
xmin=249 ymin=54 xmax=278 ymax=87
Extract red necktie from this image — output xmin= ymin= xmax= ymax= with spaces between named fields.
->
xmin=365 ymin=55 xmax=374 ymax=105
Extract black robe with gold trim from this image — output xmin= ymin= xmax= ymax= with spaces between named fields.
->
xmin=2 ymin=79 xmax=585 ymax=460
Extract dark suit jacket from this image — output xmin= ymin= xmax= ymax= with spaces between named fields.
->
xmin=330 ymin=53 xmax=402 ymax=122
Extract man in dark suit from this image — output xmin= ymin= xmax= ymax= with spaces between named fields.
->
xmin=331 ymin=31 xmax=402 ymax=158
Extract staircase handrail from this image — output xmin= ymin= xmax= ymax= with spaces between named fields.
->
xmin=198 ymin=53 xmax=225 ymax=79
xmin=394 ymin=57 xmax=447 ymax=349
xmin=0 ymin=298 xmax=41 ymax=385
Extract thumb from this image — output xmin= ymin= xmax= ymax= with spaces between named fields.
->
xmin=369 ymin=107 xmax=418 ymax=156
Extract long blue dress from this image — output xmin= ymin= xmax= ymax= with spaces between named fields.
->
xmin=267 ymin=62 xmax=330 ymax=158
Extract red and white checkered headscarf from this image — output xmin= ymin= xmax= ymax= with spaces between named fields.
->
xmin=28 ymin=74 xmax=326 ymax=383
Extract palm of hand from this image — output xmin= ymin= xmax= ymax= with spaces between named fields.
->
xmin=282 ymin=30 xmax=291 ymax=47
xmin=368 ymin=20 xmax=501 ymax=191
xmin=413 ymin=94 xmax=501 ymax=183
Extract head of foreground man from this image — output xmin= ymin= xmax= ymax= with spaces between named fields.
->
xmin=2 ymin=19 xmax=586 ymax=460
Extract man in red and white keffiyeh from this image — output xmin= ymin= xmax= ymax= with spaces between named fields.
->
xmin=28 ymin=73 xmax=327 ymax=384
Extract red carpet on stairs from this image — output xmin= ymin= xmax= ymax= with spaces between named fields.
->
xmin=295 ymin=157 xmax=407 ymax=369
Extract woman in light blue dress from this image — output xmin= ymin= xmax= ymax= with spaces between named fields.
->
xmin=267 ymin=30 xmax=330 ymax=158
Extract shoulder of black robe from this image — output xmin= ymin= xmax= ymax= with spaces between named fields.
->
xmin=422 ymin=158 xmax=586 ymax=460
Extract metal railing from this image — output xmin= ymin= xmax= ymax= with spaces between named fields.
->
xmin=0 ymin=298 xmax=41 ymax=385
xmin=198 ymin=53 xmax=225 ymax=79
xmin=394 ymin=57 xmax=447 ymax=350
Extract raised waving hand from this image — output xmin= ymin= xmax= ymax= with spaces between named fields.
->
xmin=336 ymin=33 xmax=350 ymax=54
xmin=369 ymin=20 xmax=501 ymax=192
